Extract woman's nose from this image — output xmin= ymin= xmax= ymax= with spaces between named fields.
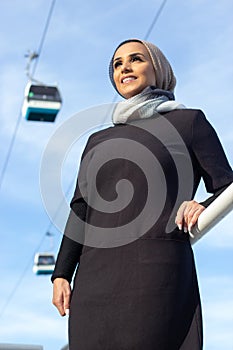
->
xmin=121 ymin=61 xmax=132 ymax=73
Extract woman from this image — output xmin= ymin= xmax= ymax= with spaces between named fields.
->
xmin=52 ymin=39 xmax=233 ymax=349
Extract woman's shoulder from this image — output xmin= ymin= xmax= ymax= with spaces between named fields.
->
xmin=159 ymin=108 xmax=213 ymax=146
xmin=86 ymin=125 xmax=114 ymax=142
xmin=163 ymin=107 xmax=208 ymax=128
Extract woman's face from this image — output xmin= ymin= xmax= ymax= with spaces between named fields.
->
xmin=113 ymin=41 xmax=156 ymax=99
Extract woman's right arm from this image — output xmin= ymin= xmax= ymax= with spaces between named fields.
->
xmin=52 ymin=135 xmax=92 ymax=315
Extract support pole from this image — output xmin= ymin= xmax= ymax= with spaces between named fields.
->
xmin=191 ymin=182 xmax=233 ymax=244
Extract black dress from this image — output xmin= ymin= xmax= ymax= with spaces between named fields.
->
xmin=52 ymin=109 xmax=233 ymax=350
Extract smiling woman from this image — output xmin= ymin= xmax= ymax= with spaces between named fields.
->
xmin=51 ymin=38 xmax=233 ymax=350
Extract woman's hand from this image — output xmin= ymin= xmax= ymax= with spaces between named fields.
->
xmin=52 ymin=278 xmax=71 ymax=316
xmin=175 ymin=200 xmax=205 ymax=235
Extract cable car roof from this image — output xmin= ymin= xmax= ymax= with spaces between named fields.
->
xmin=27 ymin=84 xmax=62 ymax=102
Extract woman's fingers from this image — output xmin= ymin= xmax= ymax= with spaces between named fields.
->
xmin=52 ymin=278 xmax=71 ymax=317
xmin=175 ymin=200 xmax=205 ymax=233
xmin=175 ymin=201 xmax=188 ymax=231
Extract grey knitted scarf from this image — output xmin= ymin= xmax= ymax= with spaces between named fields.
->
xmin=112 ymin=86 xmax=185 ymax=124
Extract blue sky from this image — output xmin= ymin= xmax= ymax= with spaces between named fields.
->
xmin=0 ymin=0 xmax=233 ymax=349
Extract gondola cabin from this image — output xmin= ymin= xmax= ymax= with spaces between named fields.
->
xmin=33 ymin=252 xmax=56 ymax=275
xmin=22 ymin=82 xmax=62 ymax=122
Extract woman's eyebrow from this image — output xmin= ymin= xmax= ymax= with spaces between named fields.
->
xmin=113 ymin=52 xmax=145 ymax=62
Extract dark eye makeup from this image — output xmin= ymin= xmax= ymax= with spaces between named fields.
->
xmin=113 ymin=53 xmax=145 ymax=70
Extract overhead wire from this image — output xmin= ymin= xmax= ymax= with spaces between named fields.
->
xmin=0 ymin=112 xmax=22 ymax=191
xmin=31 ymin=0 xmax=57 ymax=79
xmin=0 ymin=0 xmax=168 ymax=319
xmin=0 ymin=0 xmax=57 ymax=191
xmin=144 ymin=0 xmax=168 ymax=40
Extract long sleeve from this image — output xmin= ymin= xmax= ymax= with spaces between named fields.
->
xmin=51 ymin=137 xmax=92 ymax=284
xmin=51 ymin=233 xmax=83 ymax=283
xmin=51 ymin=201 xmax=87 ymax=283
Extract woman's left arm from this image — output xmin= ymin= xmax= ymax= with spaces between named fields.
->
xmin=175 ymin=110 xmax=233 ymax=233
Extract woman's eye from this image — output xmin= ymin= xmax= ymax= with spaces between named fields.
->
xmin=114 ymin=61 xmax=121 ymax=69
xmin=131 ymin=56 xmax=142 ymax=62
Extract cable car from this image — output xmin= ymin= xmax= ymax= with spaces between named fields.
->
xmin=22 ymin=82 xmax=62 ymax=122
xmin=33 ymin=252 xmax=56 ymax=275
